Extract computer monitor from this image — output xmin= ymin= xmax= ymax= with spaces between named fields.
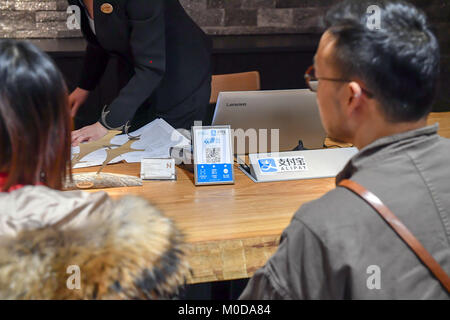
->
xmin=211 ymin=89 xmax=327 ymax=155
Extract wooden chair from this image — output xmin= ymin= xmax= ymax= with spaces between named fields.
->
xmin=209 ymin=71 xmax=261 ymax=104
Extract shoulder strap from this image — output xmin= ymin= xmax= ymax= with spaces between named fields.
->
xmin=338 ymin=179 xmax=450 ymax=294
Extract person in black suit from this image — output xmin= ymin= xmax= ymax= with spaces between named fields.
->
xmin=69 ymin=0 xmax=212 ymax=146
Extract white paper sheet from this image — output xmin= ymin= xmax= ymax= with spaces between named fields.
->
xmin=72 ymin=118 xmax=190 ymax=168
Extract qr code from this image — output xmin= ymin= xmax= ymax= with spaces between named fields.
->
xmin=206 ymin=147 xmax=221 ymax=163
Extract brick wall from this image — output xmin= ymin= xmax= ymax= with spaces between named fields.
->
xmin=183 ymin=0 xmax=333 ymax=35
xmin=0 ymin=1 xmax=447 ymax=38
xmin=0 ymin=0 xmax=77 ymax=38
xmin=0 ymin=0 xmax=335 ymax=38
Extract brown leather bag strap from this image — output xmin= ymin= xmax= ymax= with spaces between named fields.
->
xmin=338 ymin=179 xmax=450 ymax=294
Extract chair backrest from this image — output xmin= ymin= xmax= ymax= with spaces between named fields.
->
xmin=210 ymin=71 xmax=261 ymax=104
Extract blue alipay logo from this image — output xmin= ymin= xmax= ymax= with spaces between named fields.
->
xmin=258 ymin=159 xmax=278 ymax=173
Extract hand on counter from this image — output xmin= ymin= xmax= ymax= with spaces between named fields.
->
xmin=72 ymin=121 xmax=108 ymax=147
xmin=69 ymin=87 xmax=90 ymax=117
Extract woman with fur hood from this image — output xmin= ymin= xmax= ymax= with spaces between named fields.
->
xmin=0 ymin=39 xmax=190 ymax=299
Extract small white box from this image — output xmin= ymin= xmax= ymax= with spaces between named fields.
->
xmin=140 ymin=158 xmax=176 ymax=180
xmin=246 ymin=148 xmax=358 ymax=183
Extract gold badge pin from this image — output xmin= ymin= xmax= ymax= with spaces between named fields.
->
xmin=100 ymin=3 xmax=114 ymax=14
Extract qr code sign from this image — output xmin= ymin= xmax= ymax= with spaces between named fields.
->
xmin=206 ymin=148 xmax=221 ymax=163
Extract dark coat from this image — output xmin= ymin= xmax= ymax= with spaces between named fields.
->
xmin=69 ymin=0 xmax=212 ymax=130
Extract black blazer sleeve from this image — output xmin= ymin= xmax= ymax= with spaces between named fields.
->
xmin=67 ymin=0 xmax=110 ymax=91
xmin=78 ymin=42 xmax=110 ymax=91
xmin=100 ymin=0 xmax=166 ymax=129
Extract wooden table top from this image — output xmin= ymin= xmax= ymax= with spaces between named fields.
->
xmin=73 ymin=112 xmax=450 ymax=284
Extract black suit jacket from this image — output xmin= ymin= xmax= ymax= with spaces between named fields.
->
xmin=68 ymin=0 xmax=212 ymax=129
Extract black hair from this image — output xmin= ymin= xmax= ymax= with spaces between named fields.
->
xmin=323 ymin=0 xmax=440 ymax=122
xmin=0 ymin=40 xmax=72 ymax=190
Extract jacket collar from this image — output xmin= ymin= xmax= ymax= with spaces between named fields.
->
xmin=336 ymin=124 xmax=440 ymax=184
xmin=0 ymin=173 xmax=25 ymax=192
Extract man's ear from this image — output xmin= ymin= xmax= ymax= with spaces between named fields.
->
xmin=346 ymin=81 xmax=364 ymax=116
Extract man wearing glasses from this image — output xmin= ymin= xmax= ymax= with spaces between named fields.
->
xmin=240 ymin=0 xmax=449 ymax=299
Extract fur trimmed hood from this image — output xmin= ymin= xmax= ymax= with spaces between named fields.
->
xmin=0 ymin=187 xmax=190 ymax=299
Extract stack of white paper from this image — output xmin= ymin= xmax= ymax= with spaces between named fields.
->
xmin=72 ymin=118 xmax=190 ymax=169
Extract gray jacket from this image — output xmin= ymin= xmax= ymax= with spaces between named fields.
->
xmin=240 ymin=125 xmax=450 ymax=299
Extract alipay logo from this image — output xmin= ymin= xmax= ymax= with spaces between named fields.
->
xmin=258 ymin=159 xmax=278 ymax=173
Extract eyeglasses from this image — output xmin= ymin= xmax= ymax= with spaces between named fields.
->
xmin=304 ymin=65 xmax=374 ymax=98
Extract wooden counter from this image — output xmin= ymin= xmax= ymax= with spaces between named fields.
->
xmin=73 ymin=112 xmax=450 ymax=284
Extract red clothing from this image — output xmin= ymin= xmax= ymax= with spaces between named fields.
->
xmin=0 ymin=173 xmax=25 ymax=192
